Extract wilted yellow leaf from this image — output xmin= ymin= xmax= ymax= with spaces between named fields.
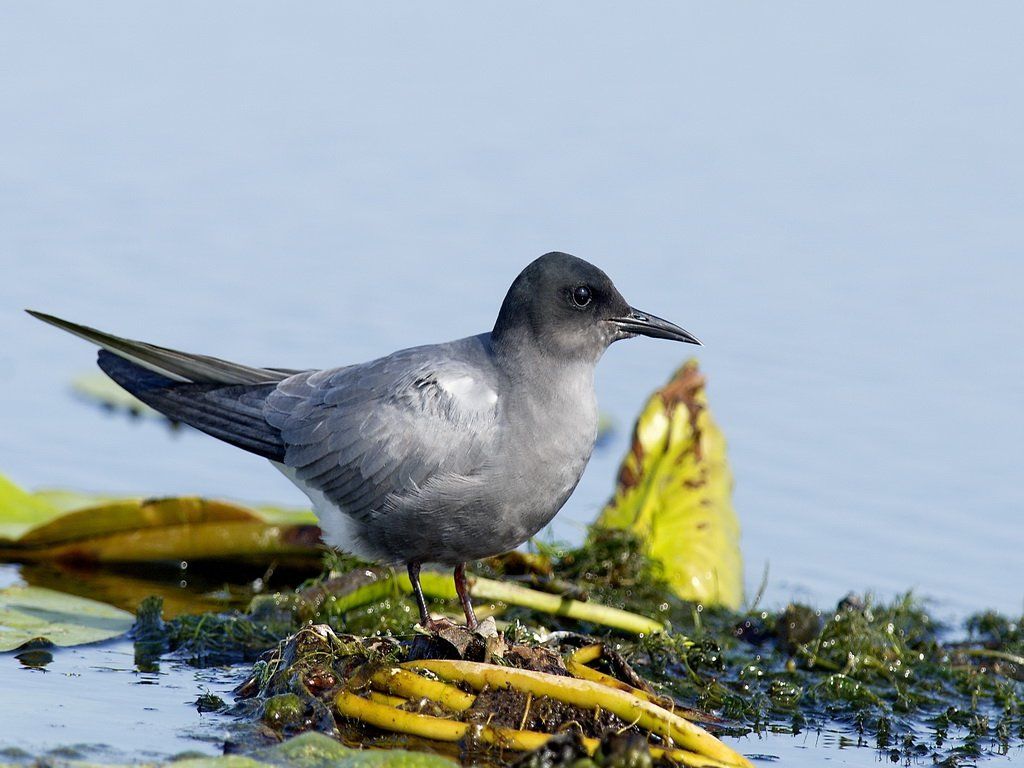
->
xmin=596 ymin=360 xmax=743 ymax=609
xmin=0 ymin=474 xmax=65 ymax=539
xmin=0 ymin=474 xmax=321 ymax=565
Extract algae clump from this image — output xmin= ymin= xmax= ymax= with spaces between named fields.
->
xmin=171 ymin=731 xmax=457 ymax=768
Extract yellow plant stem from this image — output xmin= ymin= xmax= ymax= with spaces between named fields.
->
xmin=402 ymin=660 xmax=751 ymax=768
xmin=317 ymin=571 xmax=662 ymax=635
xmin=570 ymin=643 xmax=604 ymax=665
xmin=367 ymin=691 xmax=406 ymax=708
xmin=335 ymin=692 xmax=732 ymax=768
xmin=408 ymin=572 xmax=665 ymax=636
xmin=959 ymin=648 xmax=1024 ymax=667
xmin=567 ymin=656 xmax=668 ymax=705
xmin=369 ymin=668 xmax=475 ymax=712
xmin=566 ymin=645 xmax=716 ymax=724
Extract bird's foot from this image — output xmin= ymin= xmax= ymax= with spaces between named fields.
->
xmin=410 ymin=615 xmax=501 ymax=661
xmin=417 ymin=616 xmax=463 ymax=635
xmin=417 ymin=614 xmax=495 ymax=635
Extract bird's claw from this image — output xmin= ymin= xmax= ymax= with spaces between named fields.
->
xmin=417 ymin=616 xmax=464 ymax=635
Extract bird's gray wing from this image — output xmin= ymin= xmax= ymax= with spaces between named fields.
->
xmin=265 ymin=347 xmax=500 ymax=528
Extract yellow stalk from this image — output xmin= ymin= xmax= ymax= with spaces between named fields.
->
xmin=410 ymin=572 xmax=665 ymax=636
xmin=565 ymin=657 xmax=716 ymax=725
xmin=336 ymin=691 xmax=546 ymax=748
xmin=368 ymin=667 xmax=475 ymax=712
xmin=567 ymin=657 xmax=660 ymax=701
xmin=402 ymin=660 xmax=751 ymax=768
xmin=647 ymin=745 xmax=734 ymax=767
xmin=367 ymin=691 xmax=406 ymax=708
xmin=570 ymin=643 xmax=604 ymax=665
xmin=334 ymin=692 xmax=733 ymax=768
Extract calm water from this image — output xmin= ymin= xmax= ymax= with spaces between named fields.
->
xmin=1 ymin=3 xmax=1022 ymax=763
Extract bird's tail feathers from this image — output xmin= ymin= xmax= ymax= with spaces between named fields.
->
xmin=26 ymin=310 xmax=291 ymax=385
xmin=97 ymin=350 xmax=287 ymax=461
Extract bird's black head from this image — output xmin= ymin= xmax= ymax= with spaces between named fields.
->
xmin=491 ymin=252 xmax=700 ymax=363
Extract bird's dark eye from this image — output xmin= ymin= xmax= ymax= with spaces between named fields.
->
xmin=571 ymin=285 xmax=592 ymax=308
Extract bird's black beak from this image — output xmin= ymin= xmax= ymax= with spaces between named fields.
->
xmin=611 ymin=308 xmax=702 ymax=345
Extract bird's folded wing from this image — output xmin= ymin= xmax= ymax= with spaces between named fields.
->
xmin=265 ymin=348 xmax=500 ymax=524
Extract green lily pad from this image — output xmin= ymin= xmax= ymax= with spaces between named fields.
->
xmin=172 ymin=732 xmax=457 ymax=768
xmin=0 ymin=585 xmax=134 ymax=651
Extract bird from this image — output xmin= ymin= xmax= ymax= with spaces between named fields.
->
xmin=28 ymin=252 xmax=700 ymax=630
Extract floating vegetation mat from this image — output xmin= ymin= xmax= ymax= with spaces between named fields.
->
xmin=127 ymin=533 xmax=1024 ymax=767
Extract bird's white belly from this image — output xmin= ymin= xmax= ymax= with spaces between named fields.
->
xmin=272 ymin=461 xmax=383 ymax=561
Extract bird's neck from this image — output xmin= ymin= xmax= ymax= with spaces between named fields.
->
xmin=489 ymin=329 xmax=598 ymax=409
xmin=490 ymin=324 xmax=602 ymax=378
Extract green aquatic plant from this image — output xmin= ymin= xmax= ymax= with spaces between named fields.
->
xmin=304 ymin=564 xmax=664 ymax=637
xmin=595 ymin=361 xmax=743 ymax=610
xmin=550 ymin=528 xmax=679 ymax=620
xmin=118 ymin=557 xmax=1024 ymax=764
xmin=140 ymin=594 xmax=297 ymax=666
xmin=171 ymin=731 xmax=457 ymax=768
xmin=625 ymin=594 xmax=1024 ymax=764
xmin=224 ymin=621 xmax=747 ymax=768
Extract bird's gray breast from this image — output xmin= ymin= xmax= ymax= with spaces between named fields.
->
xmin=432 ymin=361 xmax=600 ymax=561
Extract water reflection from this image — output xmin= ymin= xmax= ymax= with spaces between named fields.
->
xmin=16 ymin=560 xmax=317 ymax=617
xmin=14 ymin=647 xmax=54 ymax=670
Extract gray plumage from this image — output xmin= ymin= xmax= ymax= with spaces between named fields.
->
xmin=28 ymin=252 xmax=700 ymax=628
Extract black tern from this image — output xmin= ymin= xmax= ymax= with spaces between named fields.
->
xmin=28 ymin=252 xmax=700 ymax=629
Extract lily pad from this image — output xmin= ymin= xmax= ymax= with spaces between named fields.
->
xmin=0 ymin=584 xmax=134 ymax=650
xmin=0 ymin=473 xmax=321 ymax=565
xmin=172 ymin=731 xmax=457 ymax=768
xmin=0 ymin=473 xmax=66 ymax=540
xmin=595 ymin=360 xmax=743 ymax=609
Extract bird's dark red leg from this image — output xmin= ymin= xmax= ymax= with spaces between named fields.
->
xmin=454 ymin=563 xmax=478 ymax=629
xmin=407 ymin=561 xmax=432 ymax=626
